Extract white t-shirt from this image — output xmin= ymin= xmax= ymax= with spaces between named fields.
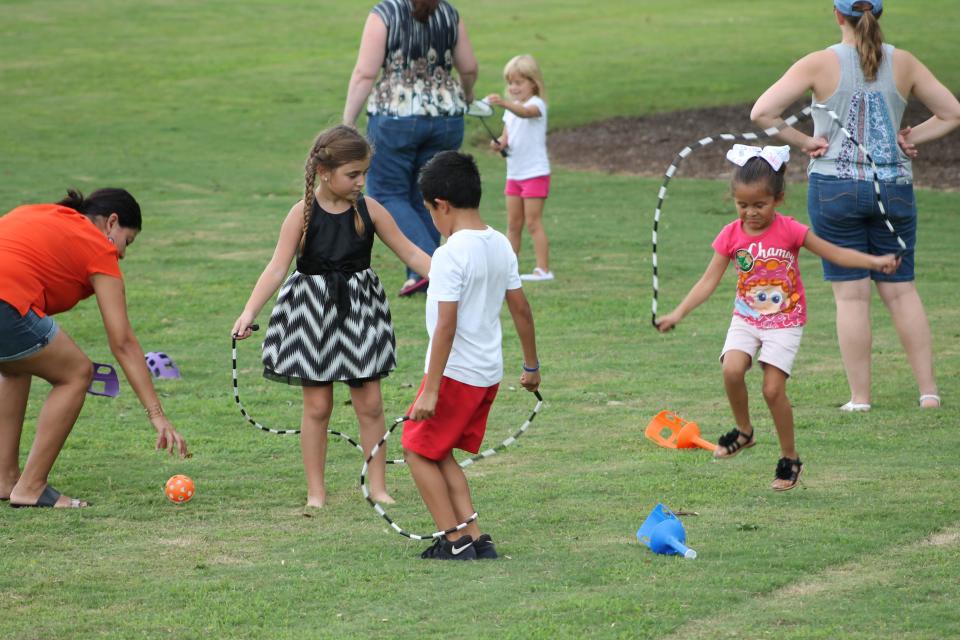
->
xmin=503 ymin=95 xmax=551 ymax=181
xmin=424 ymin=227 xmax=523 ymax=387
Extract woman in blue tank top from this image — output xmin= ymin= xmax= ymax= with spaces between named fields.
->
xmin=751 ymin=0 xmax=960 ymax=411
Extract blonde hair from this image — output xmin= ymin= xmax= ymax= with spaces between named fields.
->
xmin=843 ymin=2 xmax=885 ymax=82
xmin=301 ymin=125 xmax=370 ymax=251
xmin=503 ymin=54 xmax=547 ymax=102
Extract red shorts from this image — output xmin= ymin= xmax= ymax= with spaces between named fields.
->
xmin=401 ymin=375 xmax=499 ymax=461
xmin=504 ymin=175 xmax=551 ymax=199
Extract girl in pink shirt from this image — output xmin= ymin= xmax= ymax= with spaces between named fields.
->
xmin=656 ymin=145 xmax=899 ymax=491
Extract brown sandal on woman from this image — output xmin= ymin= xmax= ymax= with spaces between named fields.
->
xmin=771 ymin=457 xmax=803 ymax=491
xmin=714 ymin=427 xmax=755 ymax=459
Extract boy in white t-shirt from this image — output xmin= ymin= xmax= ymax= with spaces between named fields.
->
xmin=402 ymin=151 xmax=541 ymax=561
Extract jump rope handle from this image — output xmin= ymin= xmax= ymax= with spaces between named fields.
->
xmin=231 ymin=323 xmax=260 ymax=340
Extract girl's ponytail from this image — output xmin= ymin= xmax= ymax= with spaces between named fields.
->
xmin=849 ymin=2 xmax=884 ymax=81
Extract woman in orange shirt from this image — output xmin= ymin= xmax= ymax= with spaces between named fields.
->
xmin=0 ymin=188 xmax=189 ymax=508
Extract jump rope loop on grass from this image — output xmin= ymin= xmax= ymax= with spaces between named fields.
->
xmin=232 ymin=325 xmax=546 ymax=538
xmin=360 ymin=390 xmax=544 ymax=540
xmin=230 ymin=325 xmax=397 ymax=456
xmin=650 ymin=103 xmax=908 ymax=329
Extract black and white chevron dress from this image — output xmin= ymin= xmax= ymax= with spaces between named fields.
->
xmin=262 ymin=197 xmax=396 ymax=386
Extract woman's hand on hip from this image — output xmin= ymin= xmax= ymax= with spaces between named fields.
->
xmin=898 ymin=127 xmax=919 ymax=158
xmin=802 ymin=136 xmax=829 ymax=158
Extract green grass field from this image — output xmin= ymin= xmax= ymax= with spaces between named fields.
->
xmin=2 ymin=2 xmax=959 ymax=638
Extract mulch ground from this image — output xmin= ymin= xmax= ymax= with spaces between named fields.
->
xmin=549 ymin=98 xmax=959 ymax=190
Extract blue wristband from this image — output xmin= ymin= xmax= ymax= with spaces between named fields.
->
xmin=522 ymin=362 xmax=539 ymax=373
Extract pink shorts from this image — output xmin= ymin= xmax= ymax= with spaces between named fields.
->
xmin=401 ymin=375 xmax=499 ymax=461
xmin=505 ymin=175 xmax=551 ymax=199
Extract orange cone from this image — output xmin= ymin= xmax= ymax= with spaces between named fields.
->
xmin=644 ymin=411 xmax=715 ymax=451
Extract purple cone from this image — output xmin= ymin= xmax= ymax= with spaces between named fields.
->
xmin=145 ymin=351 xmax=181 ymax=379
xmin=88 ymin=362 xmax=120 ymax=397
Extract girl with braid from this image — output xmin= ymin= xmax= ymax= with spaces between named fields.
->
xmin=232 ymin=125 xmax=431 ymax=508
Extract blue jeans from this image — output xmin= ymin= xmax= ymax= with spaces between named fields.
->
xmin=366 ymin=114 xmax=464 ymax=280
xmin=0 ymin=300 xmax=59 ymax=362
xmin=807 ymin=173 xmax=917 ymax=282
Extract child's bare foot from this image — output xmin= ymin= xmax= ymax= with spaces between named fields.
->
xmin=369 ymin=491 xmax=395 ymax=504
xmin=305 ymin=494 xmax=326 ymax=508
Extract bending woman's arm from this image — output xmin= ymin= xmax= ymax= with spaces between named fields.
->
xmin=343 ymin=13 xmax=387 ymax=126
xmin=91 ymin=274 xmax=189 ymax=457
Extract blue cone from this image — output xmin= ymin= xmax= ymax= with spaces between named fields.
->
xmin=636 ymin=503 xmax=697 ymax=559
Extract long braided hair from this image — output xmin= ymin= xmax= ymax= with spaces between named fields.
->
xmin=301 ymin=125 xmax=372 ymax=253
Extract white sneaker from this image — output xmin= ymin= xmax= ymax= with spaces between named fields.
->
xmin=520 ymin=267 xmax=555 ymax=282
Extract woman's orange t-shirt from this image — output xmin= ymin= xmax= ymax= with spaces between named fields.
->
xmin=0 ymin=204 xmax=122 ymax=317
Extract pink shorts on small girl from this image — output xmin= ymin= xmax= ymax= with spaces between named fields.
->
xmin=504 ymin=175 xmax=551 ymax=199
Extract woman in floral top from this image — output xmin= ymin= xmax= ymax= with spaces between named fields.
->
xmin=344 ymin=0 xmax=478 ymax=296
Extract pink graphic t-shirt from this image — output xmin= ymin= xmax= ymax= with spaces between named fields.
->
xmin=712 ymin=213 xmax=809 ymax=329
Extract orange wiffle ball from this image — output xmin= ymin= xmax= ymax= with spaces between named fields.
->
xmin=164 ymin=475 xmax=195 ymax=504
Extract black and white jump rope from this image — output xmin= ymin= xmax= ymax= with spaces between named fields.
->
xmin=231 ymin=324 xmax=545 ymax=539
xmin=359 ymin=390 xmax=544 ymax=540
xmin=650 ymin=103 xmax=909 ymax=328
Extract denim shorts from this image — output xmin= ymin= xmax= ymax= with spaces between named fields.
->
xmin=0 ymin=300 xmax=59 ymax=362
xmin=807 ymin=173 xmax=917 ymax=282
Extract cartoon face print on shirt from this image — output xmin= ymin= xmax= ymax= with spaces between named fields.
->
xmin=735 ymin=258 xmax=800 ymax=319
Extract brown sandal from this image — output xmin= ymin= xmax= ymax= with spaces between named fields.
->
xmin=714 ymin=427 xmax=755 ymax=458
xmin=772 ymin=457 xmax=803 ymax=491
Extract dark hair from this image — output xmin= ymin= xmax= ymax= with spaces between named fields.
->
xmin=843 ymin=2 xmax=884 ymax=81
xmin=411 ymin=0 xmax=439 ymax=22
xmin=57 ymin=188 xmax=142 ymax=230
xmin=419 ymin=151 xmax=482 ymax=209
xmin=731 ymin=157 xmax=786 ymax=197
xmin=302 ymin=125 xmax=371 ymax=246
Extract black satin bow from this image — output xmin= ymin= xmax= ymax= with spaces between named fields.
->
xmin=296 ymin=256 xmax=368 ymax=323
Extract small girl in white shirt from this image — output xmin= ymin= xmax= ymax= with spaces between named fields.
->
xmin=487 ymin=54 xmax=554 ymax=282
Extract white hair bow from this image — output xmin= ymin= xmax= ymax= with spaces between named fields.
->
xmin=726 ymin=144 xmax=791 ymax=171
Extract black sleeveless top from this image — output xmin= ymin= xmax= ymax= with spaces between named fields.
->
xmin=296 ymin=197 xmax=376 ymax=319
xmin=297 ymin=196 xmax=375 ymax=274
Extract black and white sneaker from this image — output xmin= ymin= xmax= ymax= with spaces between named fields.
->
xmin=419 ymin=534 xmax=476 ymax=560
xmin=474 ymin=534 xmax=498 ymax=559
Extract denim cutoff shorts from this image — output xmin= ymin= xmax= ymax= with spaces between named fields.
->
xmin=807 ymin=173 xmax=917 ymax=282
xmin=0 ymin=300 xmax=59 ymax=362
